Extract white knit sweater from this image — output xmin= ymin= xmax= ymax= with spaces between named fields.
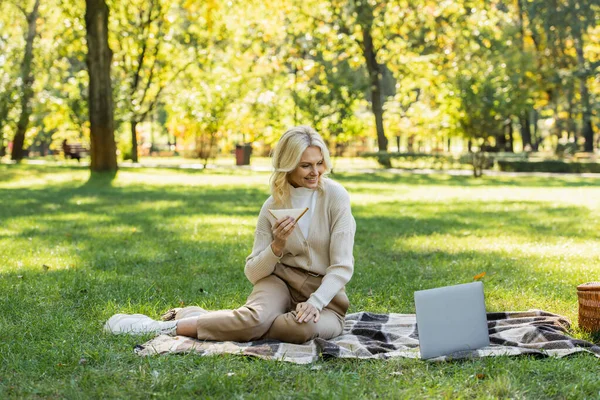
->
xmin=245 ymin=178 xmax=356 ymax=311
xmin=289 ymin=186 xmax=316 ymax=238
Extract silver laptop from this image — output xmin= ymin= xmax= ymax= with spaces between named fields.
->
xmin=414 ymin=281 xmax=490 ymax=359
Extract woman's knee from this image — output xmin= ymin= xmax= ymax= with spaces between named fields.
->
xmin=267 ymin=314 xmax=320 ymax=343
xmin=243 ymin=275 xmax=290 ymax=324
xmin=285 ymin=321 xmax=320 ymax=344
xmin=296 ymin=312 xmax=344 ymax=342
xmin=239 ymin=305 xmax=278 ymax=329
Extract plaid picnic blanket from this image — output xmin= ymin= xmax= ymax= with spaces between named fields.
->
xmin=134 ymin=310 xmax=600 ymax=364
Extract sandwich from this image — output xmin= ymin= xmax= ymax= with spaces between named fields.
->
xmin=268 ymin=207 xmax=309 ymax=225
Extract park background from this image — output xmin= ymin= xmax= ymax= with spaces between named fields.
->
xmin=1 ymin=0 xmax=600 ymax=399
xmin=0 ymin=0 xmax=598 ymax=171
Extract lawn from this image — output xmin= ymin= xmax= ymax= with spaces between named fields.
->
xmin=1 ymin=163 xmax=599 ymax=399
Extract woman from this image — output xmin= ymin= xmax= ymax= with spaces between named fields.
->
xmin=105 ymin=126 xmax=356 ymax=343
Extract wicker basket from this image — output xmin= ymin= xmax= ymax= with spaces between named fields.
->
xmin=577 ymin=282 xmax=600 ymax=333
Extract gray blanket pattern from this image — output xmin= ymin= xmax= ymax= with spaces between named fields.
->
xmin=134 ymin=310 xmax=600 ymax=364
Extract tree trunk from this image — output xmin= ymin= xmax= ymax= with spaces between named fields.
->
xmin=10 ymin=0 xmax=41 ymax=162
xmin=472 ymin=151 xmax=485 ymax=178
xmin=531 ymin=109 xmax=540 ymax=151
xmin=363 ymin=36 xmax=388 ymax=154
xmin=520 ymin=113 xmax=532 ymax=151
xmin=0 ymin=99 xmax=10 ymax=157
xmin=576 ymin=67 xmax=594 ymax=152
xmin=496 ymin=132 xmax=507 ymax=151
xmin=359 ymin=13 xmax=388 ymax=159
xmin=85 ymin=0 xmax=118 ymax=172
xmin=131 ymin=120 xmax=138 ymax=162
xmin=506 ymin=119 xmax=514 ymax=152
xmin=566 ymin=86 xmax=575 ymax=141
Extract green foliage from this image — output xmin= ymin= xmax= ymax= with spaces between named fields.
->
xmin=110 ymin=0 xmax=183 ymax=125
xmin=0 ymin=0 xmax=598 ymax=160
xmin=0 ymin=2 xmax=26 ymax=147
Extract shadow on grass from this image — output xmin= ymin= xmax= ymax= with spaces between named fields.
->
xmin=0 ymin=241 xmax=586 ymax=326
xmin=1 ymin=164 xmax=597 ymax=315
xmin=353 ymin=201 xmax=599 ymax=240
xmin=0 ymin=181 xmax=270 ymax=283
xmin=1 ymin=177 xmax=596 ymax=293
xmin=3 ymin=184 xmax=597 ymax=247
xmin=350 ymin=244 xmax=585 ymax=310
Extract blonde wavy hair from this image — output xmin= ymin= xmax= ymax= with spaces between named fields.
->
xmin=269 ymin=126 xmax=332 ymax=205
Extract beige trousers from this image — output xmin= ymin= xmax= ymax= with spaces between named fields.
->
xmin=193 ymin=263 xmax=349 ymax=344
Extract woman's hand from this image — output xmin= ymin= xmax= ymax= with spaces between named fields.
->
xmin=271 ymin=216 xmax=295 ymax=256
xmin=296 ymin=302 xmax=320 ymax=323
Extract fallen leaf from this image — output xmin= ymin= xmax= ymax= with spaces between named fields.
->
xmin=473 ymin=272 xmax=486 ymax=280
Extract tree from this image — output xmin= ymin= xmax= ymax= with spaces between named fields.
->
xmin=284 ymin=18 xmax=367 ymax=154
xmin=0 ymin=10 xmax=20 ymax=157
xmin=48 ymin=0 xmax=90 ymax=148
xmin=10 ymin=0 xmax=41 ymax=161
xmin=111 ymin=0 xmax=186 ymax=163
xmin=0 ymin=85 xmax=15 ymax=157
xmin=519 ymin=0 xmax=598 ymax=152
xmin=85 ymin=0 xmax=117 ymax=172
xmin=311 ymin=0 xmax=391 ymax=155
xmin=568 ymin=0 xmax=596 ymax=152
xmin=292 ymin=0 xmax=445 ymax=166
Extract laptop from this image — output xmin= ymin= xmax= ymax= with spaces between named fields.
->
xmin=414 ymin=281 xmax=490 ymax=359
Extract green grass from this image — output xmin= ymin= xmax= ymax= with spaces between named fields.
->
xmin=1 ymin=163 xmax=599 ymax=399
xmin=5 ymin=154 xmax=385 ymax=171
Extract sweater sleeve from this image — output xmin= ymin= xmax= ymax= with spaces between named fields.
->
xmin=307 ymin=187 xmax=356 ymax=311
xmin=244 ymin=200 xmax=281 ymax=284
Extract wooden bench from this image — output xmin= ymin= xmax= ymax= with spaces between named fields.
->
xmin=62 ymin=142 xmax=88 ymax=162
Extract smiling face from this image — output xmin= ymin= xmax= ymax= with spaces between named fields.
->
xmin=287 ymin=146 xmax=325 ymax=189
